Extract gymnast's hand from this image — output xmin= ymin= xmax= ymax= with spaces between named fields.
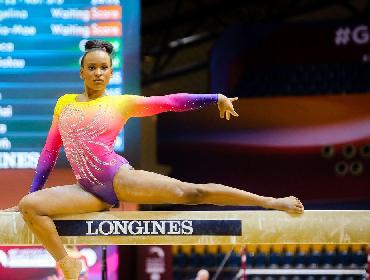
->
xmin=1 ymin=205 xmax=19 ymax=212
xmin=217 ymin=94 xmax=239 ymax=120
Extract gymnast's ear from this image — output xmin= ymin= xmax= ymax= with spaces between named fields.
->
xmin=80 ymin=68 xmax=85 ymax=80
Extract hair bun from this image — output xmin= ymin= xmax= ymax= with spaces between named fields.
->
xmin=85 ymin=40 xmax=114 ymax=54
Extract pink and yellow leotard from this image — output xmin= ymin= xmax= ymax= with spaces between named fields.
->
xmin=30 ymin=93 xmax=218 ymax=205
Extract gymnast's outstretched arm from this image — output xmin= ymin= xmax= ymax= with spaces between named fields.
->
xmin=116 ymin=93 xmax=238 ymax=120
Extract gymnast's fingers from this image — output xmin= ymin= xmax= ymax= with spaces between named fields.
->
xmin=226 ymin=111 xmax=230 ymax=120
xmin=220 ymin=109 xmax=224 ymax=119
xmin=231 ymin=109 xmax=239 ymax=117
xmin=229 ymin=97 xmax=238 ymax=102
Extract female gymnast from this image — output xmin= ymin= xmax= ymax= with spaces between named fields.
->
xmin=1 ymin=40 xmax=303 ymax=280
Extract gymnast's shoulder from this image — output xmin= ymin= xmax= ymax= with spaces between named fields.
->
xmin=55 ymin=93 xmax=78 ymax=104
xmin=110 ymin=93 xmax=142 ymax=105
xmin=52 ymin=93 xmax=78 ymax=116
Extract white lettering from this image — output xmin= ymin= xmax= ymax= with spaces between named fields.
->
xmin=113 ymin=220 xmax=128 ymax=234
xmin=90 ymin=23 xmax=121 ymax=37
xmin=12 ymin=25 xmax=36 ymax=36
xmin=4 ymin=0 xmax=16 ymax=6
xmin=128 ymin=221 xmax=143 ymax=235
xmin=84 ymin=220 xmax=195 ymax=235
xmin=86 ymin=221 xmax=98 ymax=235
xmin=99 ymin=221 xmax=114 ymax=236
xmin=0 ymin=105 xmax=12 ymax=117
xmin=0 ymin=9 xmax=28 ymax=21
xmin=0 ymin=26 xmax=9 ymax=36
xmin=29 ymin=152 xmax=40 ymax=168
xmin=91 ymin=0 xmax=120 ymax=5
xmin=0 ymin=124 xmax=7 ymax=134
xmin=0 ymin=152 xmax=40 ymax=168
xmin=1 ymin=151 xmax=15 ymax=165
xmin=0 ymin=138 xmax=11 ymax=150
xmin=0 ymin=25 xmax=36 ymax=36
xmin=181 ymin=220 xmax=193 ymax=235
xmin=50 ymin=24 xmax=90 ymax=38
xmin=90 ymin=7 xmax=121 ymax=20
xmin=46 ymin=0 xmax=64 ymax=5
xmin=152 ymin=221 xmax=166 ymax=235
xmin=168 ymin=221 xmax=181 ymax=234
xmin=0 ymin=42 xmax=14 ymax=52
xmin=24 ymin=0 xmax=43 ymax=4
xmin=142 ymin=220 xmax=151 ymax=234
xmin=0 ymin=57 xmax=25 ymax=68
xmin=50 ymin=8 xmax=90 ymax=22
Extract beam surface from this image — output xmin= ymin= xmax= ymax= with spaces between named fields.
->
xmin=0 ymin=211 xmax=369 ymax=245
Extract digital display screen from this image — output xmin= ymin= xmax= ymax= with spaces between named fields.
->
xmin=0 ymin=0 xmax=140 ymax=169
xmin=0 ymin=245 xmax=119 ymax=280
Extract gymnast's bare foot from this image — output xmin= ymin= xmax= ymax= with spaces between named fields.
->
xmin=265 ymin=196 xmax=304 ymax=214
xmin=57 ymin=255 xmax=82 ymax=280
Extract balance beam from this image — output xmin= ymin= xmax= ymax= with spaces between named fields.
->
xmin=0 ymin=211 xmax=369 ymax=245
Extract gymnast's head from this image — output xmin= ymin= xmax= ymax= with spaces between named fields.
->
xmin=80 ymin=39 xmax=114 ymax=89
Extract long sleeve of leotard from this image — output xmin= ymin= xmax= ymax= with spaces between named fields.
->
xmin=117 ymin=93 xmax=219 ymax=119
xmin=29 ymin=98 xmax=64 ymax=193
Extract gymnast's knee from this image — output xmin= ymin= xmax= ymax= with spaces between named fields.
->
xmin=181 ymin=186 xmax=208 ymax=204
xmin=19 ymin=195 xmax=40 ymax=218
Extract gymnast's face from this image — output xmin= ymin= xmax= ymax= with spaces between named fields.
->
xmin=80 ymin=50 xmax=113 ymax=91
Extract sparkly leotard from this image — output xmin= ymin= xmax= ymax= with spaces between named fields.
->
xmin=29 ymin=93 xmax=218 ymax=205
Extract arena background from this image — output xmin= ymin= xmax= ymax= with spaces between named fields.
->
xmin=0 ymin=0 xmax=369 ymax=279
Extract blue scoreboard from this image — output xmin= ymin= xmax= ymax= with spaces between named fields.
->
xmin=0 ymin=0 xmax=140 ymax=168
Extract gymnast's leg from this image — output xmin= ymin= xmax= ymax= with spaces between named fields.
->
xmin=113 ymin=167 xmax=304 ymax=213
xmin=17 ymin=184 xmax=110 ymax=279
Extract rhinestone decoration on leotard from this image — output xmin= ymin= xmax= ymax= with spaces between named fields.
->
xmin=59 ymin=104 xmax=117 ymax=186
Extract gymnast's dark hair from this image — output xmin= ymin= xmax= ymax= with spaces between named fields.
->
xmin=80 ymin=39 xmax=114 ymax=67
